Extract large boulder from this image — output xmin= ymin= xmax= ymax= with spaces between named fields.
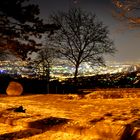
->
xmin=6 ymin=81 xmax=23 ymax=96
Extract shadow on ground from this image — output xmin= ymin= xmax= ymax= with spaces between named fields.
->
xmin=0 ymin=117 xmax=70 ymax=139
xmin=119 ymin=119 xmax=140 ymax=140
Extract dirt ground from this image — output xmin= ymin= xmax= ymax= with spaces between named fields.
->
xmin=0 ymin=89 xmax=140 ymax=139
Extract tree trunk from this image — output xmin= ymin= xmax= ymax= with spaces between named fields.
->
xmin=74 ymin=64 xmax=79 ymax=84
xmin=46 ymin=65 xmax=50 ymax=94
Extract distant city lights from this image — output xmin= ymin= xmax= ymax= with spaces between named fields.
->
xmin=0 ymin=60 xmax=139 ymax=80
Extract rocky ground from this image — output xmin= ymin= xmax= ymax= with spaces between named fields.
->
xmin=0 ymin=89 xmax=140 ymax=139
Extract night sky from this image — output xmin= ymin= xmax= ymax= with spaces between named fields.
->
xmin=32 ymin=0 xmax=140 ymax=64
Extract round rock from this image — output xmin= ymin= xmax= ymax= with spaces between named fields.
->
xmin=6 ymin=81 xmax=23 ymax=96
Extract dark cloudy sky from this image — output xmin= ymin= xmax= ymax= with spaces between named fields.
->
xmin=32 ymin=0 xmax=140 ymax=64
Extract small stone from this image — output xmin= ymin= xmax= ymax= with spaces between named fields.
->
xmin=14 ymin=106 xmax=26 ymax=113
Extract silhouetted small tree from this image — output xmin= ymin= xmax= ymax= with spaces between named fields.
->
xmin=34 ymin=47 xmax=55 ymax=81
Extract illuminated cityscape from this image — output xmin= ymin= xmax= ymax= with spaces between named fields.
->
xmin=0 ymin=61 xmax=36 ymax=78
xmin=0 ymin=60 xmax=140 ymax=80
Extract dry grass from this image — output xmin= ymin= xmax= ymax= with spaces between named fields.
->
xmin=84 ymin=88 xmax=140 ymax=99
xmin=0 ymin=88 xmax=140 ymax=139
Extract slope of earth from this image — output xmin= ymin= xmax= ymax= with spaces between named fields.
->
xmin=0 ymin=89 xmax=140 ymax=139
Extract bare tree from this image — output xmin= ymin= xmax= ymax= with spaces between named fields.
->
xmin=34 ymin=46 xmax=55 ymax=81
xmin=48 ymin=8 xmax=115 ymax=82
xmin=29 ymin=45 xmax=56 ymax=93
xmin=112 ymin=0 xmax=140 ymax=28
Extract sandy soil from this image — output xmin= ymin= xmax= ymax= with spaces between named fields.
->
xmin=0 ymin=89 xmax=140 ymax=139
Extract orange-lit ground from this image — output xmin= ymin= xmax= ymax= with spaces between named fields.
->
xmin=0 ymin=88 xmax=140 ymax=139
